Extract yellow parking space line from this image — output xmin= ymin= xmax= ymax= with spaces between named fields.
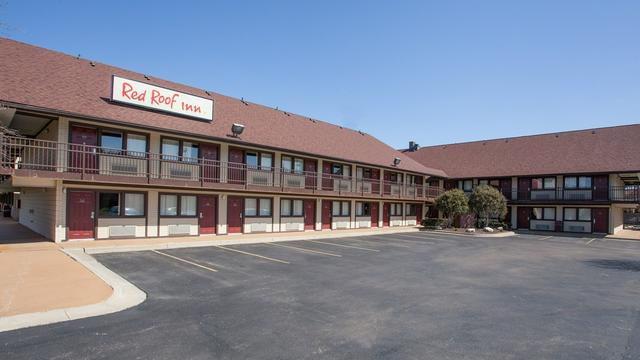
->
xmin=152 ymin=250 xmax=218 ymax=272
xmin=214 ymin=245 xmax=290 ymax=264
xmin=307 ymin=240 xmax=380 ymax=252
xmin=266 ymin=242 xmax=342 ymax=257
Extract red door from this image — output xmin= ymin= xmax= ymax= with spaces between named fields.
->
xmin=228 ymin=149 xmax=245 ymax=185
xmin=322 ymin=162 xmax=332 ymax=190
xmin=371 ymin=169 xmax=380 ymax=194
xmin=198 ymin=195 xmax=217 ymax=234
xmin=69 ymin=125 xmax=98 ymax=173
xmin=593 ymin=175 xmax=609 ymax=201
xmin=592 ymin=208 xmax=609 ymax=233
xmin=382 ymin=203 xmax=390 ymax=227
xmin=200 ymin=143 xmax=219 ymax=183
xmin=227 ymin=196 xmax=243 ymax=233
xmin=304 ymin=199 xmax=315 ymax=230
xmin=370 ymin=202 xmax=379 ymax=227
xmin=518 ymin=178 xmax=530 ymax=200
xmin=304 ymin=159 xmax=317 ymax=189
xmin=416 ymin=204 xmax=423 ymax=224
xmin=517 ymin=207 xmax=530 ymax=230
xmin=67 ymin=191 xmax=95 ymax=239
xmin=321 ymin=200 xmax=332 ymax=229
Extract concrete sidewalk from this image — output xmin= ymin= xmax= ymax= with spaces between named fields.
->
xmin=0 ymin=245 xmax=113 ymax=317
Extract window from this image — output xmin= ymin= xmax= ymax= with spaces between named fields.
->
xmin=532 ymin=207 xmax=555 ymax=220
xmin=160 ymin=194 xmax=196 ymax=217
xmin=281 ymin=199 xmax=303 ymax=217
xmin=332 ymin=164 xmax=351 ymax=177
xmin=479 ymin=179 xmax=489 ymax=186
xmin=490 ymin=179 xmax=500 ymax=187
xmin=564 ymin=176 xmax=592 ymax=189
xmin=407 ymin=175 xmax=418 ymax=185
xmin=246 ymin=152 xmax=272 ymax=170
xmin=357 ymin=167 xmax=373 ymax=179
xmin=406 ymin=204 xmax=417 ymax=216
xmin=98 ymin=192 xmax=120 ymax=216
xmin=459 ymin=180 xmax=473 ymax=192
xmin=124 ymin=193 xmax=145 ymax=216
xmin=180 ymin=195 xmax=197 ymax=216
xmin=100 ymin=132 xmax=123 ymax=154
xmin=98 ymin=192 xmax=146 ymax=217
xmin=532 ymin=177 xmax=555 ymax=190
xmin=161 ymin=139 xmax=180 ymax=160
xmin=282 ymin=156 xmax=304 ymax=174
xmin=356 ymin=202 xmax=371 ymax=216
xmin=390 ymin=203 xmax=403 ymax=216
xmin=332 ymin=201 xmax=350 ymax=216
xmin=564 ymin=208 xmax=591 ymax=222
xmin=389 ymin=172 xmax=402 ymax=183
xmin=245 ymin=198 xmax=272 ymax=217
xmin=127 ymin=133 xmax=147 ymax=156
xmin=578 ymin=208 xmax=591 ymax=221
xmin=181 ymin=142 xmax=199 ymax=162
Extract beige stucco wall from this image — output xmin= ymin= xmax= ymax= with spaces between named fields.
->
xmin=354 ymin=216 xmax=371 ymax=228
xmin=158 ymin=218 xmax=198 ymax=237
xmin=96 ymin=217 xmax=146 ymax=239
xmin=280 ymin=217 xmax=304 ymax=232
xmin=332 ymin=216 xmax=351 ymax=230
xmin=243 ymin=216 xmax=273 ymax=233
xmin=18 ymin=187 xmax=57 ymax=240
xmin=390 ymin=215 xmax=403 ymax=227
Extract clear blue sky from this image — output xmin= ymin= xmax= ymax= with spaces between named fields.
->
xmin=2 ymin=1 xmax=639 ymax=148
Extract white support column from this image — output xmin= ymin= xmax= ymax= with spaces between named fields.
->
xmin=218 ymin=194 xmax=228 ymax=235
xmin=350 ymin=199 xmax=356 ymax=229
xmin=54 ymin=180 xmax=66 ymax=242
xmin=273 ymin=195 xmax=281 ymax=232
xmin=317 ymin=160 xmax=323 ymax=190
xmin=147 ymin=190 xmax=159 ymax=237
xmin=273 ymin=152 xmax=282 ymax=187
xmin=315 ymin=198 xmax=322 ymax=230
xmin=219 ymin=143 xmax=229 ymax=183
xmin=378 ymin=201 xmax=383 ymax=227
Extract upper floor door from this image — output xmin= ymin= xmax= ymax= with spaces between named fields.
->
xmin=304 ymin=159 xmax=317 ymax=189
xmin=518 ymin=178 xmax=530 ymax=200
xmin=200 ymin=143 xmax=219 ymax=182
xmin=593 ymin=175 xmax=609 ymax=201
xmin=69 ymin=125 xmax=98 ymax=173
xmin=228 ymin=148 xmax=245 ymax=184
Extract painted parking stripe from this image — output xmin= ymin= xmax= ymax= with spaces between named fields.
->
xmin=393 ymin=233 xmax=457 ymax=242
xmin=307 ymin=240 xmax=380 ymax=252
xmin=349 ymin=237 xmax=412 ymax=248
xmin=151 ymin=250 xmax=218 ymax=272
xmin=369 ymin=236 xmax=433 ymax=246
xmin=539 ymin=236 xmax=553 ymax=241
xmin=266 ymin=242 xmax=342 ymax=257
xmin=214 ymin=245 xmax=290 ymax=264
xmin=585 ymin=238 xmax=597 ymax=245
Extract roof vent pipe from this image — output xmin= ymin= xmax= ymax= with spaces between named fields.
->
xmin=408 ymin=141 xmax=419 ymax=151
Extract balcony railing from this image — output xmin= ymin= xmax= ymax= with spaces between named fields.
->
xmin=514 ymin=187 xmax=639 ymax=203
xmin=0 ymin=135 xmax=443 ymax=200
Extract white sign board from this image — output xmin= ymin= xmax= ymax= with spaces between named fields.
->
xmin=111 ymin=76 xmax=213 ymax=121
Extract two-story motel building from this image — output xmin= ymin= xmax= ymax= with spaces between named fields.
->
xmin=404 ymin=125 xmax=640 ymax=235
xmin=0 ymin=38 xmax=446 ymax=242
xmin=1 ymin=38 xmax=639 ymax=242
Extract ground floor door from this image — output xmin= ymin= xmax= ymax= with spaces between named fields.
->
xmin=592 ymin=208 xmax=609 ymax=233
xmin=198 ymin=195 xmax=217 ymax=234
xmin=67 ymin=191 xmax=95 ymax=239
xmin=370 ymin=202 xmax=379 ymax=227
xmin=227 ymin=196 xmax=243 ymax=233
xmin=321 ymin=200 xmax=332 ymax=229
xmin=517 ymin=207 xmax=530 ymax=229
xmin=304 ymin=199 xmax=315 ymax=230
xmin=382 ymin=203 xmax=390 ymax=227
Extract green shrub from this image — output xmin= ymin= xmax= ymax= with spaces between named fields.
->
xmin=422 ymin=217 xmax=447 ymax=228
xmin=487 ymin=220 xmax=510 ymax=230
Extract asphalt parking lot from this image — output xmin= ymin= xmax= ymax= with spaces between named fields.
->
xmin=2 ymin=232 xmax=640 ymax=359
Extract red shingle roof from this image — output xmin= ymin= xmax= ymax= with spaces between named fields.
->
xmin=0 ymin=37 xmax=445 ymax=177
xmin=405 ymin=124 xmax=640 ymax=178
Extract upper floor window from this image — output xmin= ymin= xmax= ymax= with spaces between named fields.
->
xmin=532 ymin=177 xmax=556 ymax=190
xmin=459 ymin=180 xmax=473 ymax=192
xmin=332 ymin=164 xmax=351 ymax=178
xmin=100 ymin=130 xmax=148 ymax=157
xmin=406 ymin=175 xmax=419 ymax=185
xmin=564 ymin=176 xmax=592 ymax=189
xmin=246 ymin=152 xmax=273 ymax=170
xmin=478 ymin=179 xmax=489 ymax=186
xmin=357 ymin=167 xmax=373 ymax=179
xmin=162 ymin=138 xmax=198 ymax=162
xmin=282 ymin=156 xmax=304 ymax=174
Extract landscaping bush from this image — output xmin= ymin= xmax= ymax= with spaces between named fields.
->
xmin=487 ymin=220 xmax=510 ymax=230
xmin=435 ymin=189 xmax=469 ymax=228
xmin=422 ymin=218 xmax=447 ymax=228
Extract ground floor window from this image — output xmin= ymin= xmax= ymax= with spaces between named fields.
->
xmin=160 ymin=194 xmax=196 ymax=217
xmin=332 ymin=201 xmax=350 ymax=216
xmin=532 ymin=207 xmax=555 ymax=220
xmin=245 ymin=198 xmax=272 ymax=217
xmin=356 ymin=202 xmax=371 ymax=216
xmin=98 ymin=191 xmax=145 ymax=217
xmin=405 ymin=204 xmax=417 ymax=216
xmin=390 ymin=203 xmax=403 ymax=216
xmin=281 ymin=199 xmax=303 ymax=217
xmin=563 ymin=207 xmax=591 ymax=221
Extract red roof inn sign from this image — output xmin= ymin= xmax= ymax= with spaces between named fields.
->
xmin=111 ymin=75 xmax=213 ymax=121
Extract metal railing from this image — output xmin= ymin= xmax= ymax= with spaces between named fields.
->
xmin=0 ymin=134 xmax=443 ymax=200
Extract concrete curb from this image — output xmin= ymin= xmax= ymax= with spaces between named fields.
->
xmin=84 ymin=227 xmax=422 ymax=254
xmin=0 ymin=248 xmax=146 ymax=333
